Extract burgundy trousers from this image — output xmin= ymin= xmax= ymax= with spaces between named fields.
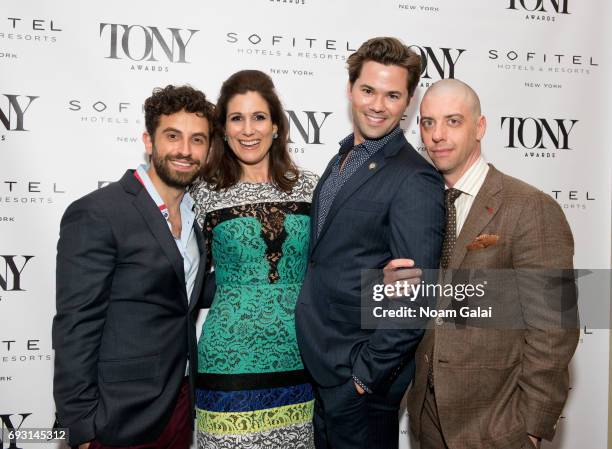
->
xmin=90 ymin=379 xmax=191 ymax=449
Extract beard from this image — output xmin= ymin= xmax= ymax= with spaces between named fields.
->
xmin=151 ymin=144 xmax=201 ymax=189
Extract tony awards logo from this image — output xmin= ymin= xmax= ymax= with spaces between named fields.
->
xmin=507 ymin=0 xmax=569 ymax=14
xmin=0 ymin=413 xmax=32 ymax=449
xmin=286 ymin=111 xmax=332 ymax=145
xmin=0 ymin=255 xmax=34 ymax=293
xmin=506 ymin=0 xmax=570 ymax=22
xmin=501 ymin=117 xmax=578 ymax=158
xmin=285 ymin=110 xmax=332 ymax=154
xmin=407 ymin=46 xmax=466 ymax=86
xmin=99 ymin=23 xmax=199 ymax=72
xmin=0 ymin=95 xmax=38 ymax=132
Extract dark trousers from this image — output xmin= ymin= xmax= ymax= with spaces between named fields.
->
xmin=312 ymin=374 xmax=409 ymax=449
xmin=90 ymin=379 xmax=192 ymax=449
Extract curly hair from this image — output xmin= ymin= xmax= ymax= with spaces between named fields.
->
xmin=202 ymin=70 xmax=298 ymax=192
xmin=144 ymin=85 xmax=215 ymax=138
xmin=347 ymin=37 xmax=422 ymax=97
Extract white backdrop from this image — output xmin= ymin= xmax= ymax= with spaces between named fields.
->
xmin=1 ymin=1 xmax=610 ymax=448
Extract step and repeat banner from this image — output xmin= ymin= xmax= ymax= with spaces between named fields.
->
xmin=1 ymin=1 xmax=610 ymax=448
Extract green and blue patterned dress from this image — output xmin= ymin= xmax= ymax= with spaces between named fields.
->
xmin=190 ymin=171 xmax=318 ymax=449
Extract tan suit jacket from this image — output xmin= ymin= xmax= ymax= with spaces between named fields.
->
xmin=407 ymin=164 xmax=579 ymax=449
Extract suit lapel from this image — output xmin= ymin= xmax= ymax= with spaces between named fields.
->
xmin=188 ymin=224 xmax=207 ymax=312
xmin=309 ymin=157 xmax=336 ymax=256
xmin=132 ymin=185 xmax=187 ymax=295
xmin=449 ymin=165 xmax=503 ymax=269
xmin=311 ymin=149 xmax=388 ymax=255
xmin=194 ymin=221 xmax=205 ymax=257
xmin=437 ymin=165 xmax=503 ymax=311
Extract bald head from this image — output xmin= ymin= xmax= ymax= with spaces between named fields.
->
xmin=419 ymin=78 xmax=487 ymax=187
xmin=422 ymin=79 xmax=481 ymax=119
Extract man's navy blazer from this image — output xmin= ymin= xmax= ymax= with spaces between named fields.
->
xmin=295 ymin=131 xmax=444 ymax=395
xmin=53 ymin=170 xmax=207 ymax=446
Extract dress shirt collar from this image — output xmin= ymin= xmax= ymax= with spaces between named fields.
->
xmin=448 ymin=156 xmax=489 ymax=197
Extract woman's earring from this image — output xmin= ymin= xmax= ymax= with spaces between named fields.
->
xmin=223 ymin=135 xmax=228 ymax=141
xmin=273 ymin=133 xmax=278 ymax=140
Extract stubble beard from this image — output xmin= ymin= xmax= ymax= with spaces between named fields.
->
xmin=151 ymin=145 xmax=201 ymax=189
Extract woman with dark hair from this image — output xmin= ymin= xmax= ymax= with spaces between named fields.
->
xmin=190 ymin=70 xmax=317 ymax=448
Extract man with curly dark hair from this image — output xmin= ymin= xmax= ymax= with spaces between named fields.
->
xmin=53 ymin=85 xmax=214 ymax=449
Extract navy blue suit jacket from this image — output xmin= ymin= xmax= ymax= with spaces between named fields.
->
xmin=53 ymin=170 xmax=206 ymax=446
xmin=295 ymin=131 xmax=444 ymax=395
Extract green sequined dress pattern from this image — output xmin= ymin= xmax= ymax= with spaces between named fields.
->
xmin=190 ymin=171 xmax=318 ymax=449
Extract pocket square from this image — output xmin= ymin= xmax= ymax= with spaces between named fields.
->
xmin=467 ymin=234 xmax=499 ymax=250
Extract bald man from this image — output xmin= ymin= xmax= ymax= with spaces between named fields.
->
xmin=386 ymin=79 xmax=578 ymax=449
